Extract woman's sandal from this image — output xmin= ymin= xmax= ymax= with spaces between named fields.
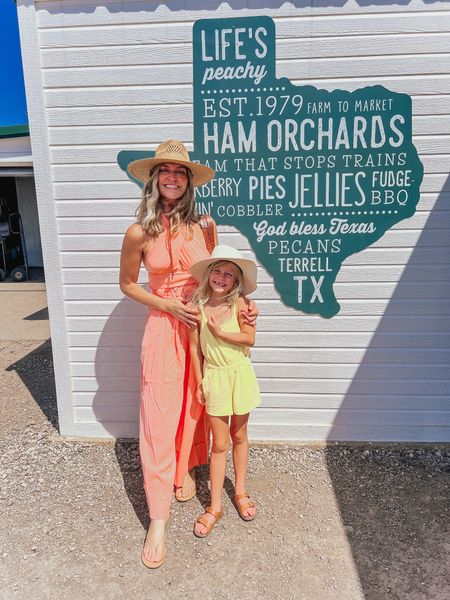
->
xmin=175 ymin=471 xmax=197 ymax=502
xmin=175 ymin=486 xmax=196 ymax=502
xmin=234 ymin=493 xmax=256 ymax=521
xmin=141 ymin=533 xmax=166 ymax=570
xmin=193 ymin=506 xmax=224 ymax=538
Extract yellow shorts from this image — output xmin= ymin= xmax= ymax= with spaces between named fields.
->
xmin=202 ymin=357 xmax=261 ymax=417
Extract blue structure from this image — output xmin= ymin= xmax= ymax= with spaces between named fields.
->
xmin=0 ymin=1 xmax=28 ymax=137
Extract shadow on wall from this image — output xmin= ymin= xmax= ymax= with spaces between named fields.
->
xmin=328 ymin=174 xmax=450 ymax=443
xmin=92 ymin=295 xmax=146 ymax=525
xmin=324 ymin=174 xmax=450 ymax=599
xmin=91 ymin=296 xmax=144 ymax=440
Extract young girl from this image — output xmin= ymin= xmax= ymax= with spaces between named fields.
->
xmin=188 ymin=245 xmax=261 ymax=538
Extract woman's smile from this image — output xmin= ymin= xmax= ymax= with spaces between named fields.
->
xmin=158 ymin=162 xmax=188 ymax=205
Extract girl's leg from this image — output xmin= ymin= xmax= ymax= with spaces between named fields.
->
xmin=194 ymin=415 xmax=229 ymax=536
xmin=230 ymin=413 xmax=255 ymax=519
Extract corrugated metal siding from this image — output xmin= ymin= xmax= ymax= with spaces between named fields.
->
xmin=23 ymin=0 xmax=450 ymax=440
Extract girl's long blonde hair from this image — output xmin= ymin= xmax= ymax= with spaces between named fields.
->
xmin=135 ymin=165 xmax=199 ymax=237
xmin=191 ymin=260 xmax=243 ymax=308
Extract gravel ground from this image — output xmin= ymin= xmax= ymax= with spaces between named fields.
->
xmin=1 ymin=339 xmax=449 ymax=600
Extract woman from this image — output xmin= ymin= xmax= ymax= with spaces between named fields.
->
xmin=119 ymin=140 xmax=257 ymax=569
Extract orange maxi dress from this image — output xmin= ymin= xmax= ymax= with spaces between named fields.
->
xmin=140 ymin=215 xmax=210 ymax=520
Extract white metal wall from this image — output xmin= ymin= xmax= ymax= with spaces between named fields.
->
xmin=18 ymin=0 xmax=450 ymax=441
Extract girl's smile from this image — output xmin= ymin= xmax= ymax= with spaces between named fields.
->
xmin=209 ymin=262 xmax=239 ymax=297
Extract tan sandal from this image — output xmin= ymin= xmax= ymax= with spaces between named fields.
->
xmin=141 ymin=532 xmax=166 ymax=569
xmin=193 ymin=506 xmax=224 ymax=538
xmin=175 ymin=486 xmax=196 ymax=502
xmin=235 ymin=493 xmax=256 ymax=521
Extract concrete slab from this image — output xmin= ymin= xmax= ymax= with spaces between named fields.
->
xmin=0 ymin=283 xmax=50 ymax=340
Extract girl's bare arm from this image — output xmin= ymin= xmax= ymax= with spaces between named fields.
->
xmin=188 ymin=325 xmax=204 ymax=387
xmin=188 ymin=324 xmax=205 ymax=405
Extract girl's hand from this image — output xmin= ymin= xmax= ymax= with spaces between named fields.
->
xmin=240 ymin=299 xmax=258 ymax=327
xmin=164 ymin=298 xmax=200 ymax=327
xmin=195 ymin=384 xmax=205 ymax=405
xmin=207 ymin=314 xmax=221 ymax=336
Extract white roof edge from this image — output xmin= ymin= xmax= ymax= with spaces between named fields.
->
xmin=0 ymin=153 xmax=33 ymax=167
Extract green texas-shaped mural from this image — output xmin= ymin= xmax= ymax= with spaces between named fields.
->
xmin=118 ymin=16 xmax=424 ymax=318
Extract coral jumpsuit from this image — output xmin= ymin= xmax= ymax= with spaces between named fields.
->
xmin=140 ymin=215 xmax=210 ymax=519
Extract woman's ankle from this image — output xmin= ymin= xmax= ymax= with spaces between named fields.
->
xmin=149 ymin=518 xmax=167 ymax=528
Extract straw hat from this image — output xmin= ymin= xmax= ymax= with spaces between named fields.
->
xmin=127 ymin=140 xmax=215 ymax=187
xmin=189 ymin=245 xmax=257 ymax=296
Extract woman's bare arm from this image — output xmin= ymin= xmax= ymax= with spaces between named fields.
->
xmin=240 ymin=297 xmax=259 ymax=327
xmin=119 ymin=223 xmax=199 ymax=327
xmin=119 ymin=224 xmax=163 ymax=308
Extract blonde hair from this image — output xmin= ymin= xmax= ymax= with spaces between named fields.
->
xmin=135 ymin=164 xmax=199 ymax=237
xmin=191 ymin=260 xmax=243 ymax=307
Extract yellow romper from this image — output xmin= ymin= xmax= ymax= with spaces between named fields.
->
xmin=199 ymin=302 xmax=261 ymax=417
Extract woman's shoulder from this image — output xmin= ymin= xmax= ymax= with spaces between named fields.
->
xmin=191 ymin=221 xmax=204 ymax=236
xmin=125 ymin=223 xmax=151 ymax=247
xmin=126 ymin=222 xmax=146 ymax=240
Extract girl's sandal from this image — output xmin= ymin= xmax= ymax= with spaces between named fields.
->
xmin=193 ymin=506 xmax=224 ymax=538
xmin=234 ymin=493 xmax=256 ymax=521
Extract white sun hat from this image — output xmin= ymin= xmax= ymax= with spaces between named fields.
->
xmin=127 ymin=139 xmax=215 ymax=187
xmin=189 ymin=245 xmax=257 ymax=296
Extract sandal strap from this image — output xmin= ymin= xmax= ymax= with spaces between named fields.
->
xmin=235 ymin=492 xmax=250 ymax=502
xmin=235 ymin=493 xmax=256 ymax=514
xmin=235 ymin=493 xmax=255 ymax=505
xmin=205 ymin=506 xmax=223 ymax=519
xmin=239 ymin=498 xmax=255 ymax=509
xmin=196 ymin=515 xmax=213 ymax=529
xmin=196 ymin=507 xmax=223 ymax=531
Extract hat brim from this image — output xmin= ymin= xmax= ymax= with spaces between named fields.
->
xmin=127 ymin=157 xmax=215 ymax=187
xmin=189 ymin=256 xmax=257 ymax=296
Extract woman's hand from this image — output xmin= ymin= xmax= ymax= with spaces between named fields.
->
xmin=164 ymin=298 xmax=200 ymax=327
xmin=240 ymin=299 xmax=259 ymax=327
